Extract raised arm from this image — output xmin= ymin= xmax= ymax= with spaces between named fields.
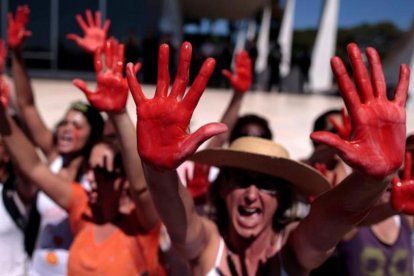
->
xmin=73 ymin=38 xmax=159 ymax=232
xmin=0 ymin=76 xmax=70 ymax=209
xmin=284 ymin=43 xmax=409 ymax=273
xmin=66 ymin=9 xmax=110 ymax=53
xmin=8 ymin=5 xmax=55 ymax=157
xmin=207 ymin=50 xmax=252 ymax=148
xmin=126 ymin=41 xmax=227 ymax=259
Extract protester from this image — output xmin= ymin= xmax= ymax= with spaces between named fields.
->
xmin=0 ymin=40 xmax=164 ymax=274
xmin=8 ymin=6 xmax=105 ymax=275
xmin=125 ymin=40 xmax=409 ymax=275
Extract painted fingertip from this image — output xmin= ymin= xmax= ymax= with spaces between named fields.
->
xmin=126 ymin=62 xmax=134 ymax=71
xmin=346 ymin=42 xmax=358 ymax=52
xmin=330 ymin=57 xmax=346 ymax=73
xmin=206 ymin=57 xmax=216 ymax=67
xmin=159 ymin=43 xmax=169 ymax=51
xmin=181 ymin=41 xmax=192 ymax=50
xmin=365 ymin=47 xmax=380 ymax=62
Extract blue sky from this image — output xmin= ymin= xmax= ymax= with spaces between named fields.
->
xmin=290 ymin=0 xmax=413 ymax=30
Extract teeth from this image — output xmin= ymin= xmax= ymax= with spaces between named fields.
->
xmin=239 ymin=207 xmax=260 ymax=216
xmin=60 ymin=134 xmax=73 ymax=141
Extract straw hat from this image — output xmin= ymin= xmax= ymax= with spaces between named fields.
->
xmin=190 ymin=137 xmax=331 ymax=196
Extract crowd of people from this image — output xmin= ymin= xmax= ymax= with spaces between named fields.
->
xmin=0 ymin=4 xmax=413 ymax=276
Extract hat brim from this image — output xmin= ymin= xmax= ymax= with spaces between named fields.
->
xmin=190 ymin=149 xmax=331 ymax=196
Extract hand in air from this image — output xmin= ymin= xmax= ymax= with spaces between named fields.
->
xmin=311 ymin=43 xmax=409 ymax=179
xmin=7 ymin=5 xmax=32 ymax=49
xmin=86 ymin=156 xmax=126 ymax=224
xmin=67 ymin=9 xmax=110 ymax=53
xmin=222 ymin=50 xmax=252 ymax=93
xmin=391 ymin=152 xmax=414 ymax=215
xmin=126 ymin=42 xmax=228 ymax=170
xmin=73 ymin=38 xmax=140 ymax=113
xmin=185 ymin=163 xmax=211 ymax=198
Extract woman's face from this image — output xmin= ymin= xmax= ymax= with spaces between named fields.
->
xmin=223 ymin=170 xmax=278 ymax=239
xmin=56 ymin=110 xmax=91 ymax=155
xmin=86 ymin=143 xmax=126 ymax=224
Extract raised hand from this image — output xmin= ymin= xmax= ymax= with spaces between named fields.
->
xmin=0 ymin=40 xmax=6 ymax=73
xmin=73 ymin=38 xmax=139 ymax=113
xmin=126 ymin=42 xmax=228 ymax=170
xmin=222 ymin=50 xmax=252 ymax=93
xmin=311 ymin=43 xmax=410 ymax=179
xmin=67 ymin=9 xmax=110 ymax=53
xmin=185 ymin=163 xmax=210 ymax=198
xmin=391 ymin=152 xmax=414 ymax=214
xmin=86 ymin=156 xmax=127 ymax=224
xmin=329 ymin=107 xmax=352 ymax=140
xmin=0 ymin=76 xmax=10 ymax=108
xmin=7 ymin=5 xmax=32 ymax=49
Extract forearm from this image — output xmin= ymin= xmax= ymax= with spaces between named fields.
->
xmin=142 ymin=163 xmax=206 ymax=258
xmin=358 ymin=201 xmax=397 ymax=226
xmin=11 ymin=48 xmax=52 ymax=153
xmin=11 ymin=48 xmax=35 ymax=107
xmin=293 ymin=172 xmax=389 ymax=268
xmin=0 ymin=104 xmax=70 ymax=208
xmin=206 ymin=92 xmax=243 ymax=148
xmin=109 ymin=111 xmax=159 ymax=231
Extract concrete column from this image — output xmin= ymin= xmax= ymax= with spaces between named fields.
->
xmin=255 ymin=0 xmax=272 ymax=74
xmin=278 ymin=0 xmax=296 ymax=77
xmin=159 ymin=0 xmax=183 ymax=48
xmin=309 ymin=0 xmax=340 ymax=93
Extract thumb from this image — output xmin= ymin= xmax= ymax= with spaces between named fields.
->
xmin=182 ymin=123 xmax=228 ymax=158
xmin=66 ymin=33 xmax=80 ymax=42
xmin=310 ymin=131 xmax=351 ymax=158
xmin=73 ymin=79 xmax=93 ymax=97
xmin=221 ymin=69 xmax=232 ymax=81
xmin=23 ymin=31 xmax=32 ymax=38
xmin=133 ymin=62 xmax=142 ymax=74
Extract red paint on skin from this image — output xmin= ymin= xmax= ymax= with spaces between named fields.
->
xmin=73 ymin=126 xmax=82 ymax=148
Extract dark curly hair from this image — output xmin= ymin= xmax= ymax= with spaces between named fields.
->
xmin=229 ymin=114 xmax=273 ymax=143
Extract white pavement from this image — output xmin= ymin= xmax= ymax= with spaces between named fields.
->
xmin=14 ymin=78 xmax=414 ymax=161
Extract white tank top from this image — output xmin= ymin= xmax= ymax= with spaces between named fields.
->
xmin=29 ymin=156 xmax=73 ymax=276
xmin=206 ymin=238 xmax=226 ymax=276
xmin=0 ymin=185 xmax=29 ymax=276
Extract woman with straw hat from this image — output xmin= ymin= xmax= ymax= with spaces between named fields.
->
xmin=126 ymin=41 xmax=409 ymax=275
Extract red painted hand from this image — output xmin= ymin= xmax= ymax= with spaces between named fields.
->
xmin=185 ymin=163 xmax=210 ymax=198
xmin=73 ymin=38 xmax=139 ymax=113
xmin=7 ymin=5 xmax=32 ymax=49
xmin=311 ymin=43 xmax=409 ymax=179
xmin=126 ymin=42 xmax=228 ymax=170
xmin=0 ymin=40 xmax=6 ymax=73
xmin=67 ymin=9 xmax=110 ymax=53
xmin=391 ymin=152 xmax=414 ymax=214
xmin=222 ymin=50 xmax=252 ymax=93
xmin=0 ymin=76 xmax=10 ymax=108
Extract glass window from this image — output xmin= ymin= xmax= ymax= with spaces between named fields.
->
xmin=9 ymin=0 xmax=51 ymax=68
xmin=57 ymin=0 xmax=98 ymax=71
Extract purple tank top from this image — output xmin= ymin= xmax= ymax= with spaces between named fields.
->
xmin=337 ymin=216 xmax=413 ymax=276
